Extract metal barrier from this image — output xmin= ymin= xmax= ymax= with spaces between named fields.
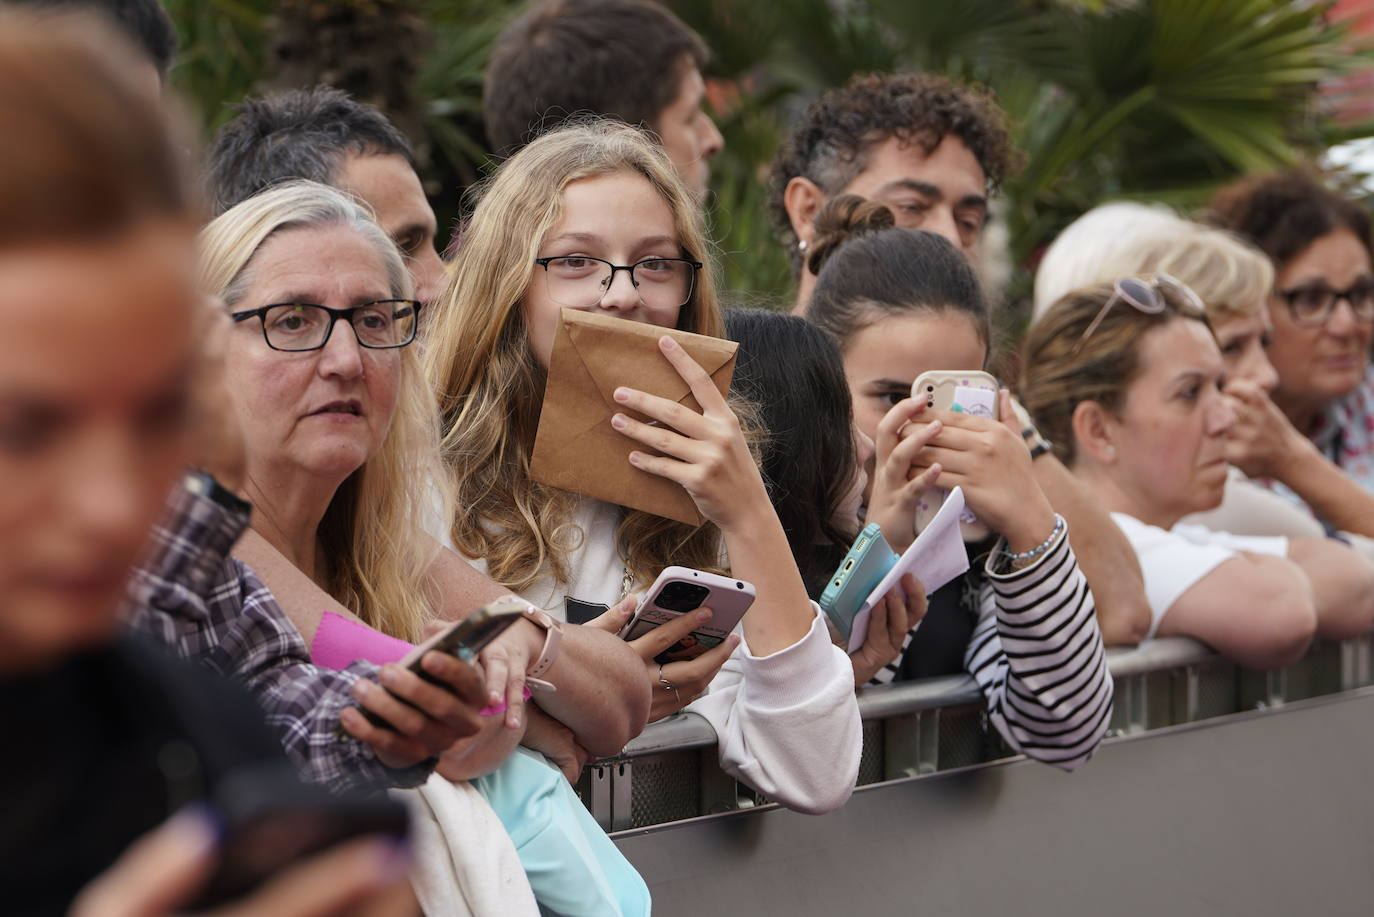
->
xmin=575 ymin=633 xmax=1374 ymax=832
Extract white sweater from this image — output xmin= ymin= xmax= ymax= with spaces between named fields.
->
xmin=462 ymin=498 xmax=862 ymax=815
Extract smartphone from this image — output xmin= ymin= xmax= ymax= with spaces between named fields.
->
xmin=362 ymin=597 xmax=525 ymax=728
xmin=620 ymin=566 xmax=755 ymax=665
xmin=819 ymin=523 xmax=897 ymax=642
xmin=911 ymin=369 xmax=1001 ymax=541
xmin=189 ymin=764 xmax=409 ymax=911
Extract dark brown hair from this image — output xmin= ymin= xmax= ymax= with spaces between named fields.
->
xmin=0 ymin=9 xmax=192 ymax=248
xmin=804 ymin=194 xmax=990 ymax=353
xmin=483 ymin=0 xmax=708 ymax=157
xmin=1207 ymin=167 xmax=1373 ymax=270
xmin=1020 ymin=278 xmax=1211 ymax=466
xmin=768 ymin=72 xmax=1021 ymax=271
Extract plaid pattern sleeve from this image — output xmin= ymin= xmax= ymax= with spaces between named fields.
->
xmin=125 ymin=477 xmax=431 ymax=794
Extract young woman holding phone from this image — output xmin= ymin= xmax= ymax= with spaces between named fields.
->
xmin=425 ymin=120 xmax=862 ymax=814
xmin=800 ymin=196 xmax=1112 ymax=770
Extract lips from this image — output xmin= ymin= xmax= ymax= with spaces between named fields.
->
xmin=309 ymin=399 xmax=363 ymax=417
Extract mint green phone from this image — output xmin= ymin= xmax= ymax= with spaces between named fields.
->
xmin=819 ymin=524 xmax=896 ymax=642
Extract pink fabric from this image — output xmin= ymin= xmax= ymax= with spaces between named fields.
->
xmin=311 ymin=610 xmax=412 ymax=669
xmin=309 ymin=610 xmax=528 ymax=716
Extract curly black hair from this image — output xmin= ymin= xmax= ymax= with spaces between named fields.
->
xmin=767 ymin=72 xmax=1021 ymax=272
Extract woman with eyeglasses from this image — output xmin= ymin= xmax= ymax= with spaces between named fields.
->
xmin=1209 ymin=170 xmax=1374 ymax=527
xmin=1022 ymin=276 xmax=1374 ymax=667
xmin=800 ymin=197 xmax=1112 ymax=769
xmin=425 ymin=119 xmax=862 ymax=815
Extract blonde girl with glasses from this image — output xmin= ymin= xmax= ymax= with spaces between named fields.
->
xmin=425 ymin=119 xmax=863 ymax=816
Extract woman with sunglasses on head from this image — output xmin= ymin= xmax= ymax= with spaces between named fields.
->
xmin=802 ymin=197 xmax=1112 ymax=770
xmin=1208 ymin=170 xmax=1374 ymax=535
xmin=1022 ymin=276 xmax=1374 ymax=666
xmin=425 ymin=119 xmax=862 ymax=815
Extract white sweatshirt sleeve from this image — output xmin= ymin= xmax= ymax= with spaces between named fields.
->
xmin=685 ymin=605 xmax=861 ymax=815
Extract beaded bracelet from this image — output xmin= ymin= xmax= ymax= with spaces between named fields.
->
xmin=1004 ymin=515 xmax=1066 ymax=568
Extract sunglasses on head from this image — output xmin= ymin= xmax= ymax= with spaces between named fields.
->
xmin=1076 ymin=273 xmax=1205 ymax=350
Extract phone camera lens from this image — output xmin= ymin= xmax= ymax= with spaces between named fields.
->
xmin=926 ymin=385 xmax=934 ymax=392
xmin=736 ymin=581 xmax=744 ymax=589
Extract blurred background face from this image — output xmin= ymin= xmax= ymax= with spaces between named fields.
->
xmin=654 ymin=61 xmax=723 ymax=199
xmin=336 ymin=152 xmax=446 ymax=306
xmin=1268 ymin=228 xmax=1374 ymax=411
xmin=1103 ymin=318 xmax=1236 ymax=527
xmin=1212 ymin=308 xmax=1279 ymax=392
xmin=0 ymin=222 xmax=195 ymax=673
xmin=225 ymin=224 xmax=402 ymax=490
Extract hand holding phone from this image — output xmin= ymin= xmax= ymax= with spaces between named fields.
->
xmin=620 ymin=566 xmax=755 ymax=665
xmin=911 ymin=370 xmax=1001 ymax=541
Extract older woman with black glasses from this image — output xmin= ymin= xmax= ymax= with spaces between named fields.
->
xmin=1210 ymin=170 xmax=1374 ymax=514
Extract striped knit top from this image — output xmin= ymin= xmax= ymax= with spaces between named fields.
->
xmin=871 ymin=516 xmax=1113 ymax=771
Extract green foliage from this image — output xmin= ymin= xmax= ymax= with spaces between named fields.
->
xmin=162 ymin=0 xmax=1367 ymax=307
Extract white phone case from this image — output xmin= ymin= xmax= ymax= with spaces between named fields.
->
xmin=911 ymin=370 xmax=1000 ymax=542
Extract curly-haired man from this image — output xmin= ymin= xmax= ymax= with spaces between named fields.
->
xmin=769 ymin=72 xmax=1020 ymax=308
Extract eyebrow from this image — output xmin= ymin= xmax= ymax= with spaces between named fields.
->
xmin=875 ymin=179 xmax=988 ymax=211
xmin=870 ymin=377 xmax=912 ymax=390
xmin=265 ymin=292 xmax=393 ymax=307
xmin=542 ymin=232 xmax=681 ymax=251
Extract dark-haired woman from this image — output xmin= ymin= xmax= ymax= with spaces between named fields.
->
xmin=793 ymin=202 xmax=1114 ymax=770
xmin=1210 ymin=169 xmax=1374 ymax=524
xmin=725 ymin=309 xmax=928 ymax=686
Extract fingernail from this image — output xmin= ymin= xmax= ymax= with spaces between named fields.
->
xmin=611 ymin=413 xmax=627 ymax=429
xmin=628 ymin=451 xmax=642 ymax=465
xmin=507 ymin=712 xmax=521 ymax=729
xmin=660 ymin=336 xmax=677 ymax=350
xmin=378 ymin=666 xmax=398 ymax=687
xmin=696 ymin=609 xmax=712 ymax=622
xmin=170 ymin=803 xmax=224 ymax=851
xmin=728 ymin=634 xmax=741 ymax=648
xmin=489 ymin=689 xmax=502 ymax=706
xmin=929 ymin=420 xmax=941 ymax=432
xmin=614 ymin=387 xmax=630 ymax=402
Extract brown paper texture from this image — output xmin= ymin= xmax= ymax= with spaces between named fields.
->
xmin=530 ymin=309 xmax=738 ymax=525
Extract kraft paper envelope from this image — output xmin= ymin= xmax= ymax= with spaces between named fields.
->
xmin=530 ymin=308 xmax=738 ymax=526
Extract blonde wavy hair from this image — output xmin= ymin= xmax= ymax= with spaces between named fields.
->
xmin=200 ymin=180 xmax=446 ymax=641
xmin=1033 ymin=201 xmax=1273 ymax=326
xmin=424 ymin=119 xmax=728 ymax=595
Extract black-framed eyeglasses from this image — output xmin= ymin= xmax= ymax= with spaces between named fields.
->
xmin=230 ymin=301 xmax=421 ymax=352
xmin=1275 ymin=280 xmax=1374 ymax=326
xmin=533 ymin=256 xmax=702 ymax=310
xmin=1076 ymin=273 xmax=1205 ymax=351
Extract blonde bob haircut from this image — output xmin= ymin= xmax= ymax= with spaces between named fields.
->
xmin=1020 ymin=275 xmax=1211 ymax=468
xmin=200 ymin=180 xmax=446 ymax=642
xmin=425 ymin=119 xmax=727 ymax=595
xmin=1033 ymin=202 xmax=1273 ymax=327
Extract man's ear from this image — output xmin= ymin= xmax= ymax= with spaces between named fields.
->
xmin=783 ymin=175 xmax=826 ymax=249
xmin=1072 ymin=400 xmax=1118 ymax=466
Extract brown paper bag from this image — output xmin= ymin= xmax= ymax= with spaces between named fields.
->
xmin=530 ymin=309 xmax=738 ymax=526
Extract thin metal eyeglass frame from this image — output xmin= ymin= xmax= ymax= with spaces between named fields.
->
xmin=229 ymin=300 xmax=422 ymax=352
xmin=1275 ymin=283 xmax=1374 ymax=327
xmin=533 ymin=256 xmax=703 ymax=309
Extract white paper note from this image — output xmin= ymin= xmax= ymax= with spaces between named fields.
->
xmin=847 ymin=486 xmax=972 ymax=653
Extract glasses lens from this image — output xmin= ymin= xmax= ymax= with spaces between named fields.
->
xmin=544 ymin=257 xmax=613 ymax=308
xmin=632 ymin=259 xmax=695 ymax=308
xmin=1155 ymin=274 xmax=1205 ymax=313
xmin=354 ymin=301 xmax=417 ymax=348
xmin=1346 ymin=281 xmax=1374 ymax=320
xmin=262 ymin=304 xmax=330 ymax=350
xmin=1287 ymin=286 xmax=1334 ymax=324
xmin=1117 ymin=277 xmax=1163 ymax=314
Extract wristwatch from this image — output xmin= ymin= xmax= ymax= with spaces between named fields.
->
xmin=516 ymin=601 xmax=563 ymax=680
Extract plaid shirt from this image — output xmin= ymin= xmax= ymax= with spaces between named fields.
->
xmin=124 ymin=474 xmax=430 ymax=795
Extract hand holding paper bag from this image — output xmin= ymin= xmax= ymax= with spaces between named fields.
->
xmin=530 ymin=309 xmax=738 ymax=526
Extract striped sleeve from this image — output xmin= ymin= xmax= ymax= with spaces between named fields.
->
xmin=966 ymin=517 xmax=1113 ymax=771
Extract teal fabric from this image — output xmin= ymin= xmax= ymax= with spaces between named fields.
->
xmin=474 ymin=748 xmax=651 ymax=917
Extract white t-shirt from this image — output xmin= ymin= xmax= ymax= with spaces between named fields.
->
xmin=1111 ymin=512 xmax=1288 ymax=639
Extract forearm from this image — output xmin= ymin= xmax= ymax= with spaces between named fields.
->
xmin=1276 ymin=443 xmax=1374 ymax=537
xmin=1286 ymin=537 xmax=1374 ymax=639
xmin=720 ymin=501 xmax=816 ymax=657
xmin=1033 ymin=454 xmax=1150 ymax=645
xmin=532 ymin=625 xmax=648 ymax=757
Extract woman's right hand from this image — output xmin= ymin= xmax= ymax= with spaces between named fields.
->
xmin=1224 ymin=378 xmax=1315 ymax=482
xmin=848 ymin=574 xmax=927 ymax=687
xmin=586 ymin=594 xmax=738 ymax=723
xmin=866 ymin=398 xmax=945 ymax=552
